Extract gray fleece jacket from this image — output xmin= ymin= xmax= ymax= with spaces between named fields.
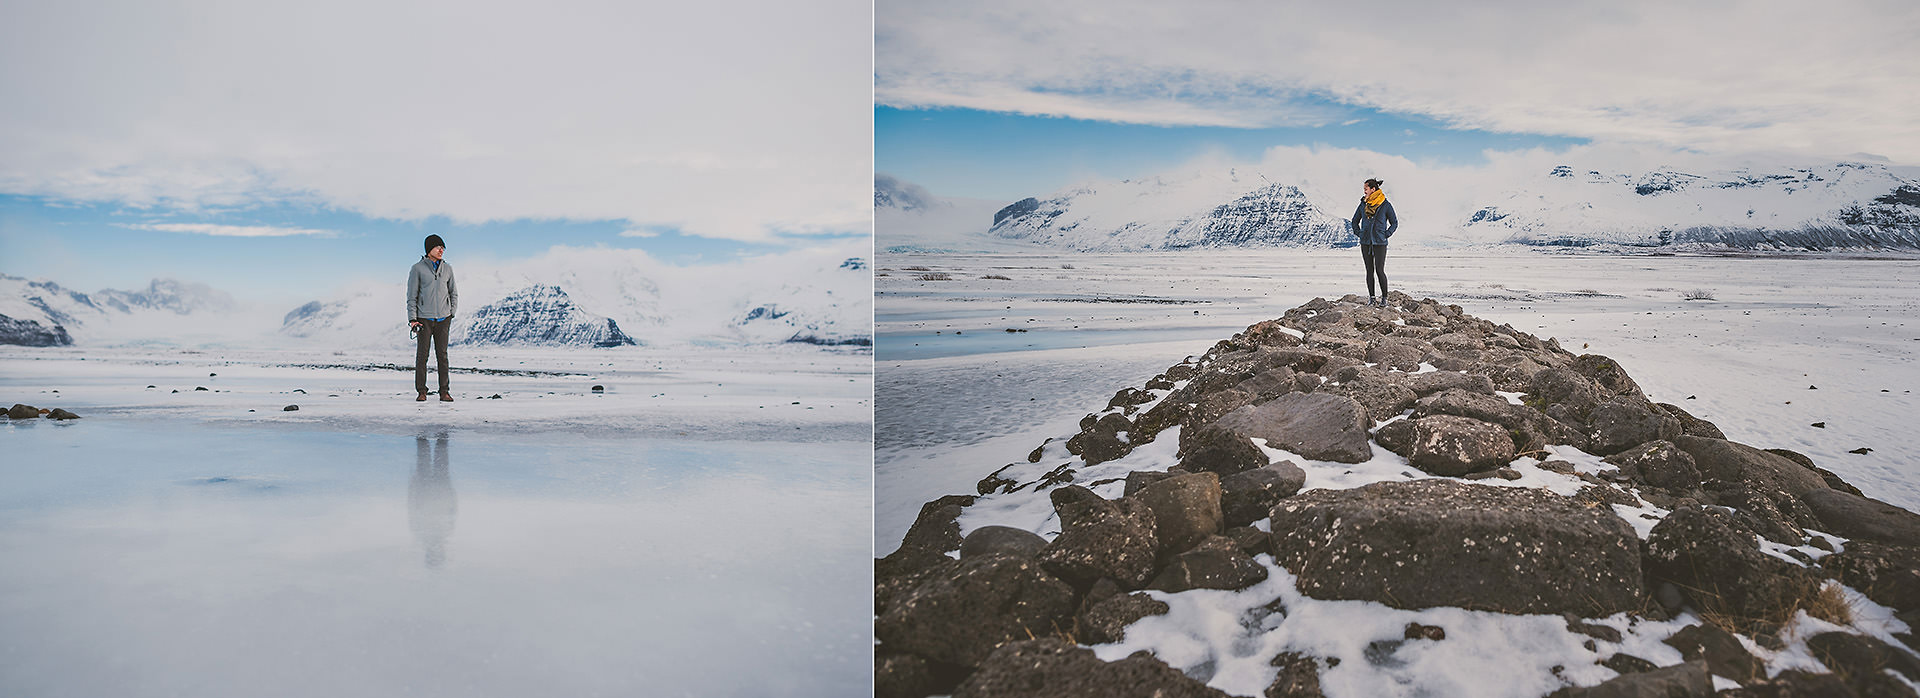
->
xmin=406 ymin=257 xmax=458 ymax=322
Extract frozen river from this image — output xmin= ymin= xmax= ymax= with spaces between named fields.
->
xmin=1 ymin=347 xmax=871 ymax=698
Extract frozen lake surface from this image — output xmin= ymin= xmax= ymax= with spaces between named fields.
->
xmin=877 ymin=249 xmax=1920 ymax=549
xmin=1 ymin=345 xmax=871 ymax=697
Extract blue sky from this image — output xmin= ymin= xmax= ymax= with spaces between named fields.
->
xmin=0 ymin=195 xmax=826 ymax=304
xmin=876 ymin=1 xmax=1920 ymax=201
xmin=877 ymin=105 xmax=1589 ymax=202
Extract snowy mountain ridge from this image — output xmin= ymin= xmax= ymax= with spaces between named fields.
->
xmin=280 ymin=245 xmax=871 ymax=350
xmin=0 ymin=274 xmax=240 ymax=346
xmin=4 ymin=243 xmax=871 ymax=348
xmin=887 ymin=158 xmax=1920 ymax=252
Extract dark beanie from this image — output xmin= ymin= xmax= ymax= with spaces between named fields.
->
xmin=424 ymin=234 xmax=446 ymax=254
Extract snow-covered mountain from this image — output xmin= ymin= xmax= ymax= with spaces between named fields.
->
xmin=990 ymin=170 xmax=1352 ymax=250
xmin=455 ymin=284 xmax=637 ymax=347
xmin=726 ymin=255 xmax=870 ymax=346
xmin=0 ymin=274 xmax=241 ymax=346
xmin=6 ymin=240 xmax=871 ymax=349
xmin=91 ymin=279 xmax=236 ymax=315
xmin=893 ymin=157 xmax=1920 ymax=253
xmin=1460 ymin=161 xmax=1920 ymax=249
xmin=278 ymin=243 xmax=871 ymax=350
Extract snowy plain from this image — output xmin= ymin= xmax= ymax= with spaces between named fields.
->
xmin=875 ymin=247 xmax=1920 ymax=696
xmin=1 ymin=342 xmax=872 ymax=698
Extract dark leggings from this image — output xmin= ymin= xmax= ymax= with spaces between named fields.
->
xmin=1362 ymin=244 xmax=1388 ymax=297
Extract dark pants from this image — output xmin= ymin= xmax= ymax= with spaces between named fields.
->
xmin=1361 ymin=244 xmax=1388 ymax=297
xmin=415 ymin=318 xmax=451 ymax=394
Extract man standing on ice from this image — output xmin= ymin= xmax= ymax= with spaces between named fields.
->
xmin=1350 ymin=178 xmax=1398 ymax=307
xmin=408 ymin=234 xmax=458 ymax=402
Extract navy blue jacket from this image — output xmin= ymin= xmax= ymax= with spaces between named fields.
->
xmin=1350 ymin=199 xmax=1398 ymax=245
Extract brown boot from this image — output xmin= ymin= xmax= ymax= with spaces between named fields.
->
xmin=416 ymin=392 xmax=428 ymax=402
xmin=439 ymin=392 xmax=454 ymax=402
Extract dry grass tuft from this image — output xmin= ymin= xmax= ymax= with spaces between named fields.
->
xmin=1802 ymin=581 xmax=1854 ymax=626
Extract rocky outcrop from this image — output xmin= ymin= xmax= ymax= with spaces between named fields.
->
xmin=1204 ymin=392 xmax=1372 ymax=464
xmin=877 ymin=293 xmax=1915 ymax=695
xmin=1268 ymin=479 xmax=1644 ymax=616
xmin=952 ymin=639 xmax=1231 ymax=698
xmin=875 ymin=554 xmax=1077 ymax=668
xmin=1645 ymin=506 xmax=1822 ymax=627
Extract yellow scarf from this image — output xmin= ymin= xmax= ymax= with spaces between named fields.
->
xmin=1363 ymin=189 xmax=1386 ymax=218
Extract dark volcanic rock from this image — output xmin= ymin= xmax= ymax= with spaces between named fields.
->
xmin=1571 ymin=354 xmax=1644 ymax=399
xmin=1235 ymin=367 xmax=1298 ymax=402
xmin=1673 ymin=435 xmax=1829 ymax=496
xmin=1402 ymin=370 xmax=1496 ymax=397
xmin=1206 ymin=392 xmax=1373 ymax=464
xmin=1704 ymin=483 xmax=1809 ymax=545
xmin=1325 ymin=373 xmax=1417 ymax=422
xmin=952 ymin=638 xmax=1232 ymax=698
xmin=1373 ymin=418 xmax=1417 ymax=456
xmin=1412 ymin=388 xmax=1586 ymax=452
xmin=1529 ymin=367 xmax=1601 ymax=420
xmin=1123 ymin=471 xmax=1174 ymax=497
xmin=1584 ymin=399 xmax=1680 ymax=456
xmin=1656 ymin=402 xmax=1727 ymax=440
xmin=1067 ymin=429 xmax=1130 ymax=466
xmin=894 ymin=495 xmax=976 ymax=560
xmin=1267 ymin=480 xmax=1643 ymax=616
xmin=1036 ymin=487 xmax=1158 ymax=588
xmin=1547 ymin=660 xmax=1711 ymax=698
xmin=1819 ymin=541 xmax=1920 ymax=612
xmin=1806 ymin=631 xmax=1920 ymax=685
xmin=1147 ymin=535 xmax=1269 ymax=593
xmin=1644 ymin=506 xmax=1822 ymax=625
xmin=1078 ymin=592 xmax=1169 ymax=645
xmin=876 ymin=651 xmax=957 ymax=698
xmin=1604 ymin=440 xmax=1700 ymax=490
xmin=7 ymin=403 xmax=38 ymax=419
xmin=1598 ymin=653 xmax=1658 ymax=676
xmin=1734 ymin=670 xmax=1860 ymax=696
xmin=1766 ymin=448 xmax=1864 ymax=496
xmin=1405 ymin=414 xmax=1516 ymax=476
xmin=961 ymin=526 xmax=1048 ymax=559
xmin=1219 ymin=461 xmax=1307 ymax=528
xmin=47 ymin=408 xmax=80 ymax=420
xmin=1136 ymin=472 xmax=1223 ymax=560
xmin=1177 ymin=426 xmax=1270 ymax=475
xmin=1266 ymin=652 xmax=1325 ymax=698
xmin=875 ymin=554 xmax=1077 ymax=667
xmin=1801 ymin=489 xmax=1920 ymax=545
xmin=1662 ymin=624 xmax=1763 ymax=684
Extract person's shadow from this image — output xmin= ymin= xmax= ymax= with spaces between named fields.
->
xmin=410 ymin=431 xmax=458 ymax=569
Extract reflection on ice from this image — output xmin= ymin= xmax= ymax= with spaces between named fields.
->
xmin=0 ymin=420 xmax=868 ymax=697
xmin=411 ymin=432 xmax=457 ymax=570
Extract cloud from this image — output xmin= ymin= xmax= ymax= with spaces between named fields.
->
xmin=0 ymin=0 xmax=872 ymax=242
xmin=118 ymin=223 xmax=336 ymax=238
xmin=877 ymin=0 xmax=1920 ymax=164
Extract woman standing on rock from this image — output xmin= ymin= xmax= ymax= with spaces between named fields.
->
xmin=1351 ymin=178 xmax=1398 ymax=307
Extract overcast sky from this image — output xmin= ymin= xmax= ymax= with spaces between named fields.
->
xmin=878 ymin=0 xmax=1920 ymax=199
xmin=0 ymin=0 xmax=870 ymax=300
